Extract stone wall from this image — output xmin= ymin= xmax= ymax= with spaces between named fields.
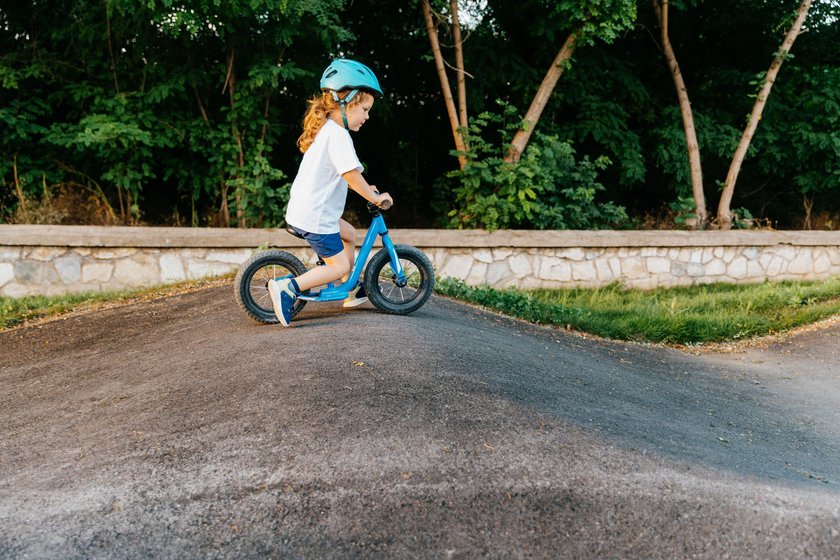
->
xmin=1 ymin=225 xmax=839 ymax=297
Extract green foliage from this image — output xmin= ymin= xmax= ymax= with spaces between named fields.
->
xmin=436 ymin=276 xmax=840 ymax=344
xmin=755 ymin=66 xmax=840 ymax=198
xmin=0 ymin=0 xmax=342 ymax=225
xmin=444 ymin=104 xmax=627 ymax=231
xmin=0 ymin=0 xmax=837 ymax=228
xmin=670 ymin=195 xmax=697 ymax=226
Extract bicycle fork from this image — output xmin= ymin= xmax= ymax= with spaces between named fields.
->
xmin=380 ymin=232 xmax=407 ymax=287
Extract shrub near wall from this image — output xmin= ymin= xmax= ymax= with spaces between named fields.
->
xmin=1 ymin=225 xmax=839 ymax=297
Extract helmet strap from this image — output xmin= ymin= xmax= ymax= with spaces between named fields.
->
xmin=330 ymin=89 xmax=360 ymax=130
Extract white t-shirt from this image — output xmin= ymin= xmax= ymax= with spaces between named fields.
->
xmin=285 ymin=119 xmax=363 ymax=234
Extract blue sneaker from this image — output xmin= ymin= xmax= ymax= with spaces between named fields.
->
xmin=268 ymin=278 xmax=297 ymax=326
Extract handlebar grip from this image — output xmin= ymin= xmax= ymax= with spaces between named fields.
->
xmin=378 ymin=198 xmax=392 ymax=210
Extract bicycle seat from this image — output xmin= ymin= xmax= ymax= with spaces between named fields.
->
xmin=285 ymin=225 xmax=304 ymax=239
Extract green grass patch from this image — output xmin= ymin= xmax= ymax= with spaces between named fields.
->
xmin=435 ymin=276 xmax=840 ymax=345
xmin=0 ymin=277 xmax=230 ymax=331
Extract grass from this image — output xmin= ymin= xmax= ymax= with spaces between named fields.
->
xmin=3 ymin=275 xmax=839 ymax=346
xmin=435 ymin=276 xmax=840 ymax=345
xmin=0 ymin=277 xmax=230 ymax=331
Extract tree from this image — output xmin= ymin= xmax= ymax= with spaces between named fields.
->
xmin=717 ymin=0 xmax=813 ymax=229
xmin=420 ymin=0 xmax=468 ymax=169
xmin=651 ymin=0 xmax=706 ymax=228
xmin=503 ymin=0 xmax=637 ymax=163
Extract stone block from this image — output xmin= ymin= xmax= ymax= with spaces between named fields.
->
xmin=440 ymin=254 xmax=474 ymax=280
xmin=775 ymin=245 xmax=796 ymax=261
xmin=486 ymin=261 xmax=512 ymax=286
xmin=473 ymin=249 xmax=493 ymax=264
xmin=686 ymin=263 xmax=704 ymax=277
xmin=631 ymin=277 xmax=659 ymax=290
xmin=788 ymin=252 xmax=813 ymax=274
xmin=0 ymin=247 xmax=22 ymax=261
xmin=26 ymin=247 xmax=65 ymax=261
xmin=492 ymin=248 xmax=512 ymax=261
xmin=762 ymin=255 xmax=785 ymax=276
xmin=160 ymin=253 xmax=187 ymax=282
xmin=743 ymin=247 xmax=759 ymax=259
xmin=54 ymin=253 xmax=83 ymax=284
xmin=727 ymin=257 xmax=748 ymax=279
xmin=1 ymin=283 xmax=32 ymax=298
xmin=814 ymin=252 xmax=831 ymax=274
xmin=537 ymin=257 xmax=571 ymax=281
xmin=747 ymin=260 xmax=764 ymax=278
xmin=82 ymin=262 xmax=114 ymax=283
xmin=571 ymin=261 xmax=596 ymax=281
xmin=466 ymin=262 xmax=488 ymax=285
xmin=0 ymin=263 xmax=14 ymax=286
xmin=508 ymin=254 xmax=532 ymax=278
xmin=93 ymin=248 xmax=138 ymax=259
xmin=114 ymin=254 xmax=161 ymax=286
xmin=688 ymin=250 xmax=703 ymax=264
xmin=646 ymin=257 xmax=671 ymax=274
xmin=185 ymin=260 xmax=236 ymax=279
xmin=704 ymin=259 xmax=726 ymax=277
xmin=594 ymin=259 xmax=615 ymax=282
xmin=621 ymin=257 xmax=647 ymax=279
xmin=14 ymin=260 xmax=59 ymax=284
xmin=518 ymin=276 xmax=545 ymax=289
xmin=206 ymin=249 xmax=253 ymax=264
xmin=560 ymin=248 xmax=585 ymax=261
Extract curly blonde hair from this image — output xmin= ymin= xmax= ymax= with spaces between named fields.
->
xmin=297 ymin=90 xmax=373 ymax=153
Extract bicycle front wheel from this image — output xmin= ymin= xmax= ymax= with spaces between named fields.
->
xmin=364 ymin=245 xmax=434 ymax=315
xmin=234 ymin=249 xmax=308 ymax=324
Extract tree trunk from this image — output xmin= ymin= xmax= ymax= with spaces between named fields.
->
xmin=504 ymin=30 xmax=580 ymax=164
xmin=450 ymin=0 xmax=468 ymax=130
xmin=421 ymin=0 xmax=467 ymax=169
xmin=717 ymin=0 xmax=811 ymax=230
xmin=653 ymin=0 xmax=707 ymax=229
xmin=224 ymin=49 xmax=247 ymax=228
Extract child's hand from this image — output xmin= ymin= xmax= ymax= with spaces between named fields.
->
xmin=376 ymin=192 xmax=393 ymax=209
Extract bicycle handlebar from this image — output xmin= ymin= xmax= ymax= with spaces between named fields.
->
xmin=368 ymin=190 xmax=391 ymax=213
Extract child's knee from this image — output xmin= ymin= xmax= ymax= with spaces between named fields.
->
xmin=327 ymin=252 xmax=351 ymax=277
xmin=336 ymin=260 xmax=351 ymax=277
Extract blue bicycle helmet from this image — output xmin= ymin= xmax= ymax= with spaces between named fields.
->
xmin=320 ymin=59 xmax=383 ymax=129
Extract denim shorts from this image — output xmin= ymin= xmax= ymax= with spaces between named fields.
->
xmin=289 ymin=226 xmax=344 ymax=258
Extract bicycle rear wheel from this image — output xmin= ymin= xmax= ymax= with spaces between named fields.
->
xmin=234 ymin=250 xmax=308 ymax=324
xmin=364 ymin=245 xmax=434 ymax=315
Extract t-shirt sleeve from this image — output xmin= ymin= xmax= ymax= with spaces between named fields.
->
xmin=327 ymin=129 xmax=363 ymax=176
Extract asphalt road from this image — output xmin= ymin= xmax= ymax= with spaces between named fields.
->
xmin=1 ymin=283 xmax=838 ymax=559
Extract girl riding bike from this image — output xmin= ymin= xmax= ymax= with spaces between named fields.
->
xmin=269 ymin=59 xmax=391 ymax=326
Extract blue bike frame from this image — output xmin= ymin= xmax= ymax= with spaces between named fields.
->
xmin=296 ymin=213 xmax=405 ymax=302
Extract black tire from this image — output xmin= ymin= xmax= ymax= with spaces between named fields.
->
xmin=364 ymin=245 xmax=434 ymax=315
xmin=234 ymin=249 xmax=308 ymax=324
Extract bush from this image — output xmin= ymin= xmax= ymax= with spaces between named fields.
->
xmin=442 ymin=104 xmax=628 ymax=231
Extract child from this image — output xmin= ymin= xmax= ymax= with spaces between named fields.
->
xmin=268 ymin=59 xmax=393 ymax=327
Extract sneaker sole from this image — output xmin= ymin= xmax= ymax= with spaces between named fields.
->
xmin=342 ymin=297 xmax=369 ymax=308
xmin=268 ymin=280 xmax=292 ymax=326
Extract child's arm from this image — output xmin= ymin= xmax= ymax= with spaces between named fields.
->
xmin=343 ymin=169 xmax=393 ymax=208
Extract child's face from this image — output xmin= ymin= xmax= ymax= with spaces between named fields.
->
xmin=344 ymin=96 xmax=374 ymax=132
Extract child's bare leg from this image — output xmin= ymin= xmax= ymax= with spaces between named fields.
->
xmin=339 ymin=219 xmax=356 ymax=282
xmin=294 ymin=252 xmax=350 ymax=292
